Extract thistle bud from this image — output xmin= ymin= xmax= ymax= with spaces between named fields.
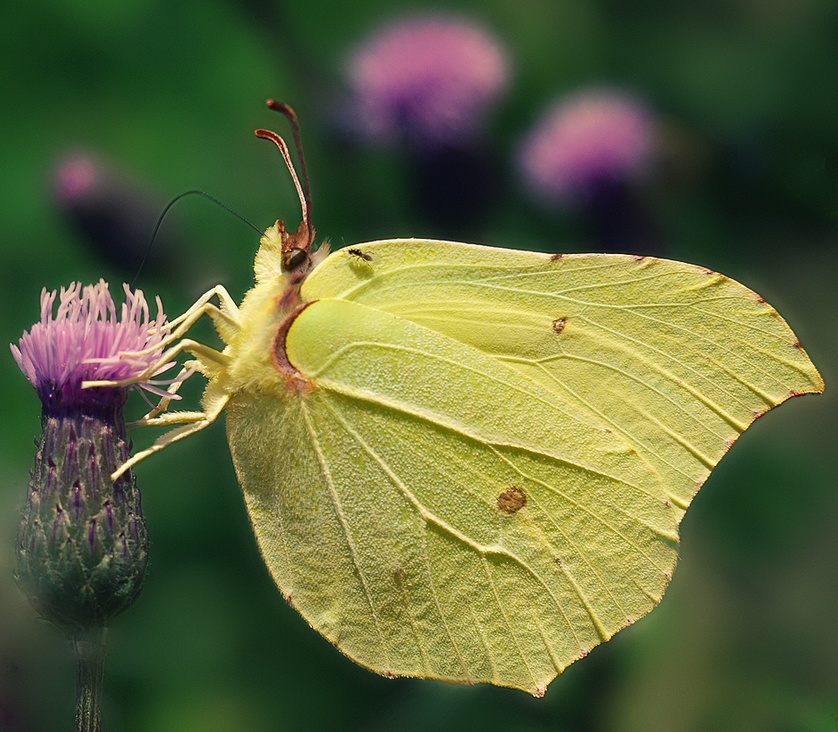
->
xmin=17 ymin=412 xmax=147 ymax=630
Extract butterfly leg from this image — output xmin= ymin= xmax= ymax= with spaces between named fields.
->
xmin=130 ymin=362 xmax=196 ymax=424
xmin=108 ymin=343 xmax=232 ymax=478
xmin=164 ymin=285 xmax=240 ymax=330
xmin=83 ymin=289 xmax=240 ymax=479
xmin=111 ymin=388 xmax=230 ymax=480
xmin=83 ymin=338 xmax=231 ymax=392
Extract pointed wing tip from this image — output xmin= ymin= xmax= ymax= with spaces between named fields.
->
xmin=751 ymin=379 xmax=824 ymax=422
xmin=788 ymin=381 xmax=825 ymax=401
xmin=792 ymin=337 xmax=825 ymax=393
xmin=788 ymin=361 xmax=825 ymax=399
xmin=805 ymin=369 xmax=826 ymax=397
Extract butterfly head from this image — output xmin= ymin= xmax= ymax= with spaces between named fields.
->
xmin=253 ymin=100 xmax=326 ymax=282
xmin=254 ymin=217 xmax=329 ymax=286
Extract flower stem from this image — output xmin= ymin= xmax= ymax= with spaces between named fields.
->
xmin=72 ymin=626 xmax=108 ymax=732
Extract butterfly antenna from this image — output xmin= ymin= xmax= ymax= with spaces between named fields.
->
xmin=266 ymin=100 xmax=313 ymax=242
xmin=255 ymin=101 xmax=314 ymax=247
xmin=132 ymin=189 xmax=261 ymax=288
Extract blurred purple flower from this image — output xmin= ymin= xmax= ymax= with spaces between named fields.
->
xmin=347 ymin=14 xmax=509 ymax=146
xmin=53 ymin=154 xmax=99 ymax=202
xmin=51 ymin=152 xmax=173 ymax=276
xmin=12 ymin=280 xmax=171 ymax=416
xmin=519 ymin=89 xmax=657 ymax=206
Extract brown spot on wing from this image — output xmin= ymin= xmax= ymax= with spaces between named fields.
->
xmin=552 ymin=317 xmax=567 ymax=334
xmin=497 ymin=486 xmax=527 ymax=514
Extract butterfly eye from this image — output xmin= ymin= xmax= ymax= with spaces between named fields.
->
xmin=283 ymin=247 xmax=310 ymax=272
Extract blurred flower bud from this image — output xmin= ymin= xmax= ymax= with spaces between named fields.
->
xmin=519 ymin=89 xmax=656 ymax=205
xmin=345 ymin=14 xmax=509 ymax=237
xmin=347 ymin=14 xmax=510 ymax=148
xmin=51 ymin=153 xmax=174 ymax=277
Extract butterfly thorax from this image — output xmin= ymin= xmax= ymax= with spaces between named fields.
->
xmin=218 ymin=224 xmax=329 ymax=399
xmin=221 ymin=274 xmax=304 ymax=397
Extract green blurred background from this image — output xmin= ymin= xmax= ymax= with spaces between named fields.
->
xmin=2 ymin=1 xmax=836 ymax=730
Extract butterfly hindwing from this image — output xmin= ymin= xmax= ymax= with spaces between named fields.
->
xmin=227 ymin=296 xmax=678 ymax=694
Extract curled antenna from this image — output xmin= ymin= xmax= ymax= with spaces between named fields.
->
xmin=254 ymin=128 xmax=309 ymax=230
xmin=255 ymin=100 xmax=315 ymax=251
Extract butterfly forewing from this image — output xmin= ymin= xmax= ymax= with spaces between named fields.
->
xmin=302 ymin=242 xmax=823 ymax=520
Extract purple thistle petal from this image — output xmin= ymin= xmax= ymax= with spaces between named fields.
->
xmin=11 ymin=280 xmax=172 ymax=415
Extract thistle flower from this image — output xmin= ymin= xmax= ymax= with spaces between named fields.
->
xmin=347 ymin=14 xmax=509 ymax=147
xmin=12 ymin=280 xmax=170 ymax=633
xmin=518 ymin=89 xmax=657 ymax=206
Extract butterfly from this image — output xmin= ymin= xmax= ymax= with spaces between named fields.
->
xmin=102 ymin=100 xmax=823 ymax=696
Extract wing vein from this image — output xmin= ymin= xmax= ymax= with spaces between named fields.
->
xmin=320 ymin=398 xmax=470 ymax=679
xmin=299 ymin=400 xmax=392 ymax=670
xmin=480 ymin=555 xmax=539 ymax=690
xmin=323 ymin=399 xmax=588 ymax=651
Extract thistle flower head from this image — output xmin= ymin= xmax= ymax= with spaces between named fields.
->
xmin=519 ymin=89 xmax=656 ymax=206
xmin=347 ymin=14 xmax=509 ymax=146
xmin=11 ymin=280 xmax=169 ymax=417
xmin=12 ymin=281 xmax=162 ymax=631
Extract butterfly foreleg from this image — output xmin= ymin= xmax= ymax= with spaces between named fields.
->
xmin=161 ymin=285 xmax=240 ymax=335
xmin=130 ymin=362 xmax=195 ymax=423
xmin=121 ymin=285 xmax=241 ymax=362
xmin=83 ymin=338 xmax=231 ymax=392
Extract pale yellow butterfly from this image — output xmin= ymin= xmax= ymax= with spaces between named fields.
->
xmin=93 ymin=101 xmax=823 ymax=696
